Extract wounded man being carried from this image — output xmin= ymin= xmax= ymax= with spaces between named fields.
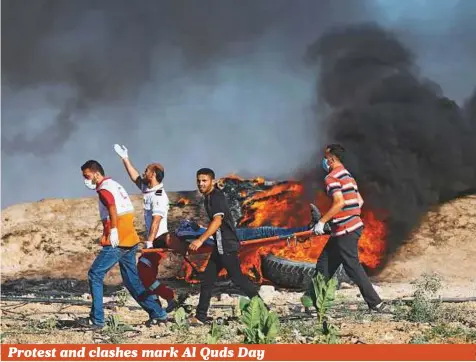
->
xmin=173 ymin=203 xmax=331 ymax=247
xmin=138 ymin=203 xmax=331 ymax=308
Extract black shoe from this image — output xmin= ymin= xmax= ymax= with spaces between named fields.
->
xmin=309 ymin=203 xmax=321 ymax=228
xmin=76 ymin=317 xmax=104 ymax=330
xmin=145 ymin=315 xmax=168 ymax=327
xmin=188 ymin=315 xmax=213 ymax=326
xmin=165 ymin=298 xmax=179 ymax=313
xmin=370 ymin=301 xmax=391 ymax=313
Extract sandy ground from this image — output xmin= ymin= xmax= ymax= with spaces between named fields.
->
xmin=1 ymin=282 xmax=475 ymax=344
xmin=1 ymin=192 xmax=475 ymax=344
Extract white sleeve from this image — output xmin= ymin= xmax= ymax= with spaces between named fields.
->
xmin=151 ymin=194 xmax=168 ymax=217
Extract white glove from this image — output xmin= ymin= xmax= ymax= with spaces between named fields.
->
xmin=145 ymin=241 xmax=154 ymax=249
xmin=113 ymin=144 xmax=128 ymax=159
xmin=313 ymin=221 xmax=326 ymax=235
xmin=109 ymin=228 xmax=119 ymax=248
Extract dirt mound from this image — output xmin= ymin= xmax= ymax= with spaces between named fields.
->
xmin=0 ymin=192 xmax=205 ymax=284
xmin=2 ymin=192 xmax=476 ymax=285
xmin=378 ymin=195 xmax=476 ymax=283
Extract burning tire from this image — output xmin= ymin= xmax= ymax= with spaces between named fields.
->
xmin=261 ymin=254 xmax=351 ymax=290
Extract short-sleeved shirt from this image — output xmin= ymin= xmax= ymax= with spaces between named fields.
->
xmin=325 ymin=165 xmax=364 ymax=236
xmin=204 ymin=188 xmax=239 ymax=254
xmin=135 ymin=178 xmax=169 ymax=239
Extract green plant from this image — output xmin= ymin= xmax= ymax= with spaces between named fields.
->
xmin=409 ymin=334 xmax=429 ymax=344
xmin=114 ymin=288 xmax=129 ymax=307
xmin=101 ymin=315 xmax=136 ymax=344
xmin=171 ymin=307 xmax=189 ymax=332
xmin=206 ymin=321 xmax=223 ymax=344
xmin=301 ymin=273 xmax=339 ymax=344
xmin=239 ymin=296 xmax=280 ymax=344
xmin=26 ymin=317 xmax=57 ymax=333
xmin=40 ymin=317 xmax=57 ymax=331
xmin=427 ymin=324 xmax=476 ymax=343
xmin=407 ymin=274 xmax=442 ymax=323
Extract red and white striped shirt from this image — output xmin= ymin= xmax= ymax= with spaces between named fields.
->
xmin=325 ymin=165 xmax=364 ymax=236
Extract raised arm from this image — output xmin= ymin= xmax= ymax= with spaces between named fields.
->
xmin=113 ymin=144 xmax=142 ymax=189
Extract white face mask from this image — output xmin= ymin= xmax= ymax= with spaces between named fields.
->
xmin=84 ymin=179 xmax=96 ymax=190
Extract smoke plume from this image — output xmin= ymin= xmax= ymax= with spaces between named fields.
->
xmin=304 ymin=23 xmax=476 ymax=264
xmin=1 ymin=0 xmax=375 ymax=156
xmin=2 ymin=0 xmax=376 ymax=207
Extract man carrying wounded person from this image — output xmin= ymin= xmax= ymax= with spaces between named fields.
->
xmin=186 ymin=168 xmax=332 ymax=325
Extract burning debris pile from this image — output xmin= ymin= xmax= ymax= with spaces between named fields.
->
xmin=216 ymin=175 xmax=279 ymax=224
xmin=180 ymin=175 xmax=387 ymax=286
xmin=219 ymin=176 xmax=386 ymax=269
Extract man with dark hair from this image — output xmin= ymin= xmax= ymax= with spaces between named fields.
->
xmin=79 ymin=159 xmax=168 ymax=329
xmin=187 ymin=167 xmax=263 ymax=325
xmin=311 ymin=144 xmax=385 ymax=312
xmin=81 ymin=160 xmax=105 ymax=177
xmin=114 ymin=144 xmax=178 ymax=313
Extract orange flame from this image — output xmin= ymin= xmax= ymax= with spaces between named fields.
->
xmin=176 ymin=177 xmax=387 ymax=284
xmin=223 ymin=174 xmax=245 ymax=181
xmin=238 ymin=183 xmax=387 ymax=272
xmin=252 ymin=177 xmax=265 ymax=185
xmin=176 ymin=197 xmax=190 ymax=206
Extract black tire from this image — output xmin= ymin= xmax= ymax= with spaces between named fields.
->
xmin=261 ymin=254 xmax=352 ymax=290
xmin=261 ymin=254 xmax=316 ymax=290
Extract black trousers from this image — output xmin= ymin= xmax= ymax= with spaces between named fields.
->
xmin=196 ymin=249 xmax=259 ymax=319
xmin=312 ymin=226 xmax=382 ymax=308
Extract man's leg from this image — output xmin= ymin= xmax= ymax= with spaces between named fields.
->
xmin=236 ymin=204 xmax=330 ymax=241
xmin=236 ymin=226 xmax=309 ymax=241
xmin=88 ymin=246 xmax=121 ymax=326
xmin=195 ymin=251 xmax=221 ymax=322
xmin=118 ymin=245 xmax=167 ymax=321
xmin=320 ymin=237 xmax=343 ymax=281
xmin=304 ymin=240 xmax=337 ymax=305
xmin=137 ymin=252 xmax=177 ymax=312
xmin=313 ymin=241 xmax=332 ymax=280
xmin=336 ymin=228 xmax=382 ymax=309
xmin=221 ymin=252 xmax=259 ymax=299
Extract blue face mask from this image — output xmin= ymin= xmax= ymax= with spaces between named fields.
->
xmin=321 ymin=158 xmax=330 ymax=173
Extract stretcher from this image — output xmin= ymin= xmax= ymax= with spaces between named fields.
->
xmin=141 ymin=230 xmax=317 ymax=276
xmin=141 ymin=229 xmax=315 ymax=254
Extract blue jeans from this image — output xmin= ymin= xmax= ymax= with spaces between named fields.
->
xmin=176 ymin=220 xmax=309 ymax=247
xmin=236 ymin=226 xmax=309 ymax=241
xmin=88 ymin=245 xmax=166 ymax=326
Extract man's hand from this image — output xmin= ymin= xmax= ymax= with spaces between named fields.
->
xmin=109 ymin=228 xmax=120 ymax=248
xmin=188 ymin=239 xmax=204 ymax=252
xmin=113 ymin=144 xmax=128 ymax=159
xmin=313 ymin=221 xmax=326 ymax=235
xmin=145 ymin=240 xmax=154 ymax=249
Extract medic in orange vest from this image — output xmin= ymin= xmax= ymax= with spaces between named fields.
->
xmin=79 ymin=159 xmax=168 ymax=329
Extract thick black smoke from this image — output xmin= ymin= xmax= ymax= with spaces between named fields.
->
xmin=1 ymin=0 xmax=272 ymax=154
xmin=1 ymin=0 xmax=373 ymax=156
xmin=305 ymin=23 xmax=476 ymax=265
xmin=464 ymin=89 xmax=476 ymax=126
